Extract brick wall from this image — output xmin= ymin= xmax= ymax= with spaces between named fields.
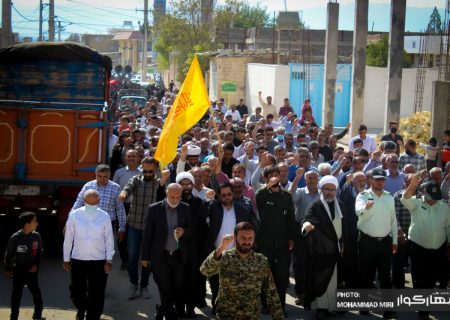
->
xmin=214 ymin=55 xmax=274 ymax=106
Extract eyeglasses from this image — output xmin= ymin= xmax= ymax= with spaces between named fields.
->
xmin=143 ymin=170 xmax=154 ymax=174
xmin=299 ymin=155 xmax=309 ymax=159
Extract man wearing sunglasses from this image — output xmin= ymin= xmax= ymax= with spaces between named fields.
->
xmin=119 ymin=157 xmax=170 ymax=300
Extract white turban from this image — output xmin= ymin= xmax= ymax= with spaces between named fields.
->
xmin=319 ymin=175 xmax=338 ymax=189
xmin=187 ymin=144 xmax=201 ymax=156
xmin=176 ymin=172 xmax=194 ymax=184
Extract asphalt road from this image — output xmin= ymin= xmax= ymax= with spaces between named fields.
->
xmin=1 ymin=253 xmax=450 ymax=320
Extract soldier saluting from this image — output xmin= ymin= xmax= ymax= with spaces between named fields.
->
xmin=200 ymin=222 xmax=284 ymax=320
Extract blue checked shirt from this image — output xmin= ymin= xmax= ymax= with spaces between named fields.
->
xmin=394 ymin=190 xmax=411 ymax=236
xmin=398 ymin=152 xmax=426 ymax=172
xmin=71 ymin=180 xmax=126 ymax=232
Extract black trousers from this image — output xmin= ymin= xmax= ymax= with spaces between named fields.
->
xmin=293 ymin=234 xmax=306 ymax=297
xmin=409 ymin=241 xmax=447 ymax=289
xmin=392 ymin=241 xmax=409 ymax=288
xmin=358 ymin=232 xmax=392 ymax=289
xmin=260 ymin=246 xmax=291 ymax=309
xmin=10 ymin=269 xmax=43 ymax=320
xmin=177 ymin=251 xmax=206 ymax=312
xmin=152 ymin=251 xmax=184 ymax=320
xmin=70 ymin=259 xmax=108 ymax=320
xmin=342 ymin=244 xmax=360 ymax=289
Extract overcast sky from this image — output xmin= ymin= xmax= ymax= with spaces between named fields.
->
xmin=10 ymin=0 xmax=448 ymax=39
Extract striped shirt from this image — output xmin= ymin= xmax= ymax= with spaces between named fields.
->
xmin=394 ymin=190 xmax=411 ymax=236
xmin=122 ymin=175 xmax=163 ymax=230
xmin=72 ymin=180 xmax=126 ymax=232
xmin=398 ymin=152 xmax=426 ymax=172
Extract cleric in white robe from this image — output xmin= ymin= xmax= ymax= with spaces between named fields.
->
xmin=301 ymin=175 xmax=350 ymax=320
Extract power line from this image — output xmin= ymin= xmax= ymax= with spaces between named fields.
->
xmin=55 ymin=6 xmax=127 ymax=25
xmin=11 ymin=4 xmax=40 ymax=22
xmin=66 ymin=0 xmax=138 ymax=12
xmin=65 ymin=0 xmax=140 ymax=19
xmin=57 ymin=16 xmax=109 ymax=32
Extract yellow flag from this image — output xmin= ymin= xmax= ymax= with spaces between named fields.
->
xmin=154 ymin=55 xmax=210 ymax=168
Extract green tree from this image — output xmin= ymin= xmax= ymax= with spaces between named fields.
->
xmin=427 ymin=6 xmax=443 ymax=34
xmin=366 ymin=36 xmax=413 ymax=68
xmin=153 ymin=0 xmax=216 ymax=82
xmin=366 ymin=36 xmax=389 ymax=67
xmin=214 ymin=0 xmax=269 ymax=29
xmin=213 ymin=0 xmax=270 ymax=48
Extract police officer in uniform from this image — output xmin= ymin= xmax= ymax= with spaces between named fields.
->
xmin=355 ymin=168 xmax=398 ymax=319
xmin=401 ymin=176 xmax=450 ymax=320
xmin=256 ymin=173 xmax=296 ymax=316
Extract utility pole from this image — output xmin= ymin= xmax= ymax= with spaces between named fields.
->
xmin=141 ymin=0 xmax=148 ymax=82
xmin=39 ymin=0 xmax=43 ymax=41
xmin=1 ymin=0 xmax=12 ymax=48
xmin=49 ymin=0 xmax=55 ymax=41
xmin=58 ymin=21 xmax=62 ymax=41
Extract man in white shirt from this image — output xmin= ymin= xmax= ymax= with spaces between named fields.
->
xmin=191 ymin=167 xmax=213 ymax=200
xmin=258 ymin=91 xmax=278 ymax=120
xmin=63 ymin=189 xmax=114 ymax=320
xmin=108 ymin=125 xmax=118 ymax=158
xmin=224 ymin=104 xmax=242 ymax=122
xmin=238 ymin=141 xmax=259 ymax=185
xmin=348 ymin=124 xmax=377 ymax=154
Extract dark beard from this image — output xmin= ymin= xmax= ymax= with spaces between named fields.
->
xmin=143 ymin=175 xmax=155 ymax=181
xmin=236 ymin=242 xmax=252 ymax=254
xmin=182 ymin=191 xmax=192 ymax=200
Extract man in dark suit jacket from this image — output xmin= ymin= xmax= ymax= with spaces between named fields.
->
xmin=203 ymin=182 xmax=258 ymax=314
xmin=141 ymin=183 xmax=191 ymax=320
xmin=338 ymin=172 xmax=366 ymax=289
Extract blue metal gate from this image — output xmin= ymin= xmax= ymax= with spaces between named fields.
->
xmin=289 ymin=63 xmax=352 ymax=127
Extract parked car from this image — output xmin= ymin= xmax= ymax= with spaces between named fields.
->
xmin=119 ymin=95 xmax=147 ymax=112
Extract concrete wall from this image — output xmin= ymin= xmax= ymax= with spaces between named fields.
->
xmin=363 ymin=67 xmax=439 ymax=129
xmin=210 ymin=55 xmax=273 ymax=106
xmin=245 ymin=63 xmax=438 ymax=129
xmin=246 ymin=63 xmax=290 ymax=115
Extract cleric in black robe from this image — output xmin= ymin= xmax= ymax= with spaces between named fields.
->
xmin=175 ymin=172 xmax=209 ymax=317
xmin=301 ymin=175 xmax=350 ymax=319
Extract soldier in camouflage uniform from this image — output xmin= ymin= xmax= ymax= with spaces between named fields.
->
xmin=200 ymin=222 xmax=284 ymax=320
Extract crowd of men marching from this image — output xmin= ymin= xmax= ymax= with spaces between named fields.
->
xmin=4 ymin=92 xmax=450 ymax=320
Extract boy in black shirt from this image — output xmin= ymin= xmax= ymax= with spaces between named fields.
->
xmin=4 ymin=211 xmax=43 ymax=320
